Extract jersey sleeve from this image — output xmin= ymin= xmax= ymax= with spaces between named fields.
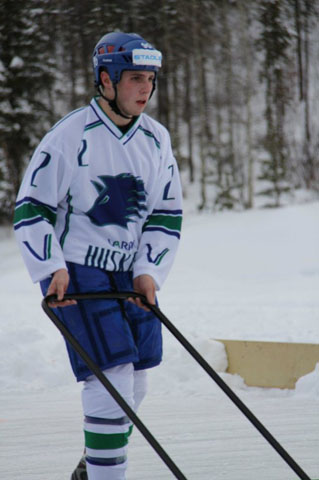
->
xmin=133 ymin=133 xmax=183 ymax=290
xmin=13 ymin=141 xmax=74 ymax=283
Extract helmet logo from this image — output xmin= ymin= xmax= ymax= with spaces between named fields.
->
xmin=141 ymin=42 xmax=153 ymax=49
xmin=132 ymin=49 xmax=162 ymax=67
xmin=93 ymin=34 xmax=162 ymax=87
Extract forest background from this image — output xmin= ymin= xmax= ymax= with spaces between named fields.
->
xmin=0 ymin=0 xmax=318 ymax=223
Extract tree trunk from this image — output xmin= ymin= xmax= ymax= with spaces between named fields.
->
xmin=221 ymin=4 xmax=235 ymax=178
xmin=171 ymin=70 xmax=181 ymax=166
xmin=184 ymin=56 xmax=194 ymax=183
xmin=303 ymin=1 xmax=314 ymax=188
xmin=294 ymin=0 xmax=304 ymax=101
xmin=239 ymin=4 xmax=254 ymax=208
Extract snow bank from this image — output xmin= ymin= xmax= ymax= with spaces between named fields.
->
xmin=1 ymin=201 xmax=319 ymax=399
xmin=295 ymin=363 xmax=319 ymax=397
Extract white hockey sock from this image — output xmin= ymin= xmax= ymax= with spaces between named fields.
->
xmin=82 ymin=363 xmax=135 ymax=480
xmin=133 ymin=369 xmax=148 ymax=412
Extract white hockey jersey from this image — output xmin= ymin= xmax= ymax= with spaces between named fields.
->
xmin=14 ymin=97 xmax=183 ymax=289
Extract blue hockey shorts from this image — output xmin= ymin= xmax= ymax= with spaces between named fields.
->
xmin=40 ymin=262 xmax=162 ymax=381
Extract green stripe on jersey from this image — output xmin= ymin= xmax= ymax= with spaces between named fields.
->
xmin=143 ymin=214 xmax=182 ymax=232
xmin=138 ymin=126 xmax=160 ymax=149
xmin=46 ymin=233 xmax=52 ymax=258
xmin=84 ymin=425 xmax=133 ymax=450
xmin=59 ymin=190 xmax=73 ymax=248
xmin=84 ymin=120 xmax=103 ymax=131
xmin=14 ymin=201 xmax=57 ymax=226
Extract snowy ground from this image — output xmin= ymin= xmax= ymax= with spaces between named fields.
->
xmin=1 ymin=201 xmax=319 ymax=479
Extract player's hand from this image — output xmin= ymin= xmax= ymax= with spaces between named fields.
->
xmin=129 ymin=274 xmax=156 ymax=311
xmin=46 ymin=268 xmax=77 ymax=307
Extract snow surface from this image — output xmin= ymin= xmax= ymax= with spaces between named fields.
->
xmin=1 ymin=201 xmax=319 ymax=479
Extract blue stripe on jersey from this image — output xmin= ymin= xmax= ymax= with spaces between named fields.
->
xmin=14 ymin=217 xmax=44 ymax=230
xmin=143 ymin=226 xmax=181 ymax=239
xmin=15 ymin=196 xmax=57 ymax=210
xmin=14 ymin=197 xmax=57 ymax=230
xmin=152 ymin=208 xmax=183 ymax=215
xmin=142 ymin=209 xmax=182 ymax=239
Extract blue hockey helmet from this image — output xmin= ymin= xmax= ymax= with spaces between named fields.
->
xmin=92 ymin=32 xmax=162 ymax=87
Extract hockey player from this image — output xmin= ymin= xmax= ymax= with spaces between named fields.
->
xmin=14 ymin=32 xmax=182 ymax=480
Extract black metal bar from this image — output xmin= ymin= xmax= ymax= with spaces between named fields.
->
xmin=42 ymin=294 xmax=187 ymax=480
xmin=42 ymin=291 xmax=311 ymax=480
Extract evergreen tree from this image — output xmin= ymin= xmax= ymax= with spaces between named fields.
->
xmin=0 ymin=0 xmax=57 ymax=220
xmin=293 ymin=0 xmax=318 ymax=189
xmin=257 ymin=0 xmax=293 ymax=207
xmin=208 ymin=1 xmax=243 ymax=211
xmin=0 ymin=0 xmax=318 ymax=223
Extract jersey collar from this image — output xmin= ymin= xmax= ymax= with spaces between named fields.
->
xmin=90 ymin=97 xmax=142 ymax=143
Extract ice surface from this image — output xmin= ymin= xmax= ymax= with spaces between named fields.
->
xmin=1 ymin=201 xmax=318 ymax=479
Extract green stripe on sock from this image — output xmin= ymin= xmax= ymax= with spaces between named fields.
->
xmin=84 ymin=425 xmax=133 ymax=450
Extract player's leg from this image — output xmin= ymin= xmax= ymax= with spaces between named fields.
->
xmin=82 ymin=363 xmax=135 ymax=480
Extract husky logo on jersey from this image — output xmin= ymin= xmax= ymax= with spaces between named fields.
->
xmin=86 ymin=173 xmax=147 ymax=228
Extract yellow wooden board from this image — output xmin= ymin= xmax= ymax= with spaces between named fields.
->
xmin=215 ymin=339 xmax=319 ymax=389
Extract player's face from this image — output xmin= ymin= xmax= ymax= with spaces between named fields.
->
xmin=116 ymin=70 xmax=155 ymax=117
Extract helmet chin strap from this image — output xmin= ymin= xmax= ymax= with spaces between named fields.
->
xmin=98 ymin=85 xmax=133 ymax=120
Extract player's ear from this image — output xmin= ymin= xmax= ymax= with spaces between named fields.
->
xmin=100 ymin=70 xmax=112 ymax=90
